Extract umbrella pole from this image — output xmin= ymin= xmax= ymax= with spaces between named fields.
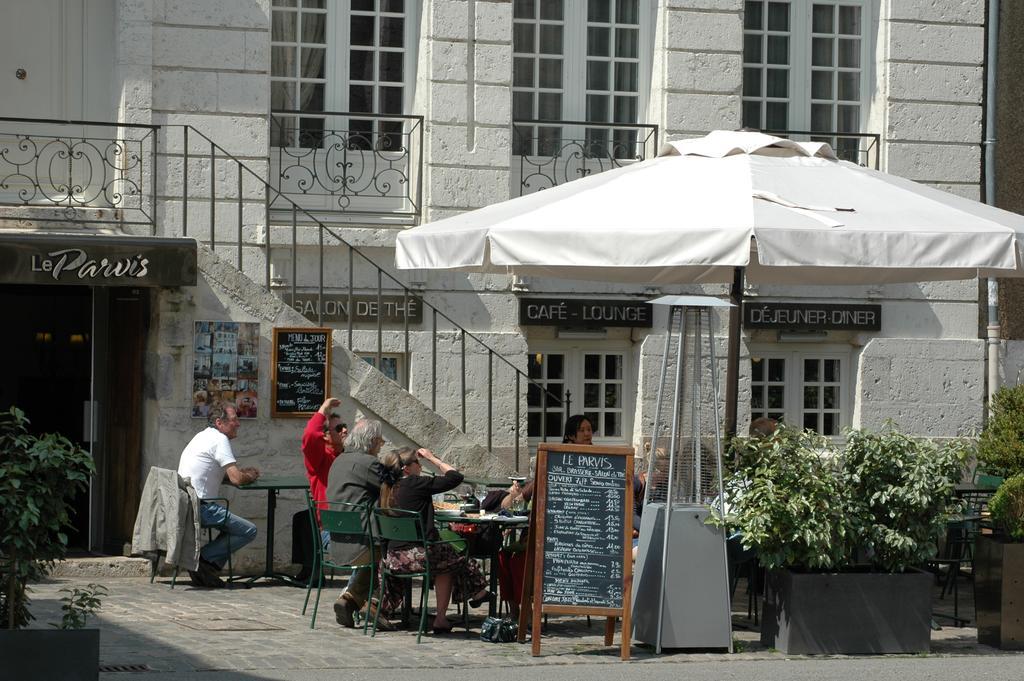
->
xmin=724 ymin=267 xmax=745 ymax=438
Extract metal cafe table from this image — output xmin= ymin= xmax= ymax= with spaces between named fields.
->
xmin=232 ymin=475 xmax=309 ymax=585
xmin=437 ymin=513 xmax=529 ymax=616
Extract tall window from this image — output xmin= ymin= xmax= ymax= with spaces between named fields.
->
xmin=750 ymin=350 xmax=848 ymax=436
xmin=270 ymin=0 xmax=412 ymax=148
xmin=527 ymin=348 xmax=630 ymax=443
xmin=512 ymin=0 xmax=648 ymax=157
xmin=742 ymin=1 xmax=869 ymax=159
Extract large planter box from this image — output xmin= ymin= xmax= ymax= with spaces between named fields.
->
xmin=974 ymin=534 xmax=1024 ymax=650
xmin=760 ymin=569 xmax=932 ymax=654
xmin=0 ymin=628 xmax=99 ymax=681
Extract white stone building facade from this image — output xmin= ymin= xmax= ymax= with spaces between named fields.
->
xmin=0 ymin=0 xmax=999 ymax=565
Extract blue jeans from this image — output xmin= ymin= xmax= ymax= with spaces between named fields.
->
xmin=199 ymin=502 xmax=257 ymax=569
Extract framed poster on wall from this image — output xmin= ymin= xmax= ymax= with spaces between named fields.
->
xmin=192 ymin=321 xmax=260 ymax=418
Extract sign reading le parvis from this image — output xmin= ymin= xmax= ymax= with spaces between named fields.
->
xmin=743 ymin=302 xmax=882 ymax=331
xmin=520 ymin=298 xmax=653 ymax=328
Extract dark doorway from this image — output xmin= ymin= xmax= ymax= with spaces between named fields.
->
xmin=0 ymin=285 xmax=93 ymax=550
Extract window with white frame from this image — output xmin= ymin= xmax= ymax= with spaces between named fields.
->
xmin=742 ymin=1 xmax=869 ymax=159
xmin=358 ymin=353 xmax=403 ymax=385
xmin=750 ymin=349 xmax=849 ymax=436
xmin=270 ymin=0 xmax=414 ymax=149
xmin=527 ymin=348 xmax=631 ymax=443
xmin=512 ymin=0 xmax=650 ymax=157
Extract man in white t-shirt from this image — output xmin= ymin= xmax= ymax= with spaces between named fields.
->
xmin=177 ymin=404 xmax=260 ymax=587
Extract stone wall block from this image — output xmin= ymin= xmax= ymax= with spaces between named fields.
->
xmin=218 ymin=73 xmax=270 ymax=114
xmin=665 ymin=93 xmax=740 ymax=133
xmin=886 ymin=142 xmax=980 ymax=183
xmin=665 ymin=51 xmax=741 ymax=93
xmin=163 ymin=0 xmax=271 ymax=29
xmin=475 ymin=0 xmax=512 ymax=43
xmin=429 ymin=124 xmax=511 ymax=167
xmin=887 ymin=102 xmax=981 ymax=143
xmin=152 ymin=113 xmax=270 ymax=156
xmin=888 ymin=63 xmax=983 ymax=104
xmin=430 ymin=82 xmax=470 ymax=123
xmin=666 ymin=10 xmax=742 ymax=52
xmin=432 ymin=41 xmax=469 ymax=82
xmin=667 ymin=0 xmax=742 ymax=9
xmin=429 ymin=166 xmax=511 ymax=208
xmin=888 ymin=0 xmax=984 ymax=24
xmin=474 ymin=84 xmax=511 ymax=125
xmin=890 ymin=23 xmax=984 ymax=64
xmin=475 ymin=43 xmax=511 ymax=84
xmin=152 ymin=71 xmax=218 ymax=112
xmin=432 ymin=0 xmax=470 ymax=41
xmin=153 ymin=27 xmax=246 ymax=70
xmin=244 ymin=30 xmax=271 ymax=72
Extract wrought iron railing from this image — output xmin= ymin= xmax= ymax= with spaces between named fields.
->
xmin=512 ymin=119 xmax=659 ymax=196
xmin=0 ymin=117 xmax=158 ymax=230
xmin=269 ymin=110 xmax=423 ymax=222
xmin=763 ymin=129 xmax=881 ymax=170
xmin=168 ymin=125 xmax=558 ymax=468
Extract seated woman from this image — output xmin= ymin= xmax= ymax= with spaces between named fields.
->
xmin=377 ymin=446 xmax=489 ymax=634
xmin=563 ymin=414 xmax=594 ymax=445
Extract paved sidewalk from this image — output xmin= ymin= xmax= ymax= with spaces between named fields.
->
xmin=21 ymin=573 xmax=1020 ymax=679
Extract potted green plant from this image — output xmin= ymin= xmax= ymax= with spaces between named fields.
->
xmin=973 ymin=385 xmax=1024 ymax=649
xmin=721 ymin=424 xmax=966 ymax=654
xmin=0 ymin=407 xmax=102 ymax=680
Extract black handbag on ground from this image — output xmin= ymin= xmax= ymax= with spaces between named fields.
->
xmin=479 ymin=616 xmax=517 ymax=643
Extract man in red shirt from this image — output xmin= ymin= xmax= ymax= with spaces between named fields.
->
xmin=293 ymin=397 xmax=347 ymax=583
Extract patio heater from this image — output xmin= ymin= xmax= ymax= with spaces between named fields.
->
xmin=631 ymin=296 xmax=733 ymax=653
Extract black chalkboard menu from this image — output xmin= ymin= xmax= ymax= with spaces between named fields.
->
xmin=271 ymin=327 xmax=332 ymax=417
xmin=518 ymin=443 xmax=634 ymax=660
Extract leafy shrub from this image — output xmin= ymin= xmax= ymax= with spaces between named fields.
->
xmin=720 ymin=423 xmax=967 ymax=573
xmin=989 ymin=475 xmax=1024 ymax=540
xmin=54 ymin=583 xmax=108 ymax=630
xmin=977 ymin=385 xmax=1024 ymax=478
xmin=0 ymin=407 xmax=95 ymax=629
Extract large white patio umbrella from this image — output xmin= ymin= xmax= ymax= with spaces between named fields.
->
xmin=395 ymin=130 xmax=1024 ymax=433
xmin=397 ymin=130 xmax=1024 ymax=284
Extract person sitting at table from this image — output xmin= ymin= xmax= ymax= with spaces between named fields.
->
xmin=377 ymin=447 xmax=490 ymax=634
xmin=177 ymin=403 xmax=260 ymax=588
xmin=292 ymin=397 xmax=348 ymax=584
xmin=325 ymin=418 xmax=385 ymax=628
xmin=563 ymin=414 xmax=594 ymax=445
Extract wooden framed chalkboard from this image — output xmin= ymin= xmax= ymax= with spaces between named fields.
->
xmin=517 ymin=443 xmax=634 ymax=659
xmin=271 ymin=327 xmax=332 ymax=417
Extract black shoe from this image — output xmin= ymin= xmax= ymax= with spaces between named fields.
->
xmin=469 ymin=591 xmax=492 ymax=609
xmin=197 ymin=559 xmax=225 ymax=589
xmin=188 ymin=570 xmax=205 ymax=587
xmin=294 ymin=566 xmax=313 ymax=584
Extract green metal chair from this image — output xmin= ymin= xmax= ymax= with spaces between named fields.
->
xmin=371 ymin=507 xmax=470 ymax=643
xmin=167 ymin=496 xmax=234 ymax=589
xmin=302 ymin=494 xmax=375 ymax=632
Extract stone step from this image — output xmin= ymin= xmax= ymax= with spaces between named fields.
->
xmin=49 ymin=556 xmax=151 ymax=579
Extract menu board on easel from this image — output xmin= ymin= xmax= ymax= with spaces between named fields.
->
xmin=271 ymin=327 xmax=332 ymax=417
xmin=517 ymin=443 xmax=634 ymax=660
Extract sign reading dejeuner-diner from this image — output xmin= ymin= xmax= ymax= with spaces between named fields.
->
xmin=518 ymin=443 xmax=634 ymax=660
xmin=743 ymin=302 xmax=882 ymax=331
xmin=271 ymin=327 xmax=332 ymax=417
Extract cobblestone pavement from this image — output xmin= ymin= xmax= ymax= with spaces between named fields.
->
xmin=21 ymin=573 xmax=1019 ymax=679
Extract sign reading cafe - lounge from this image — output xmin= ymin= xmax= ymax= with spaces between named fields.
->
xmin=743 ymin=302 xmax=882 ymax=331
xmin=0 ymin=233 xmax=198 ymax=287
xmin=520 ymin=298 xmax=653 ymax=328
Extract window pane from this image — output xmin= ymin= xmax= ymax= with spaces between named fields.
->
xmin=302 ymin=13 xmax=326 ymax=43
xmin=538 ymin=126 xmax=562 ymax=155
xmin=548 ymin=354 xmax=564 ymax=379
xmin=587 ymin=94 xmax=609 ymax=122
xmin=812 ymin=4 xmax=833 ymax=33
xmin=539 ymin=58 xmax=563 ymax=88
xmin=804 ymin=385 xmax=819 ymax=409
xmin=766 ymin=68 xmax=787 ymax=97
xmin=742 ymin=101 xmax=761 ymax=128
xmin=351 ymin=15 xmax=374 ymax=46
xmin=541 ymin=0 xmax=563 ymax=20
xmin=538 ymin=92 xmax=562 ymax=119
xmin=513 ymin=24 xmax=534 ymax=53
xmin=272 ymin=11 xmax=296 ymax=42
xmin=513 ymin=91 xmax=534 ymax=119
xmin=381 ymin=0 xmax=404 ymax=11
xmin=605 ymin=383 xmax=620 ymax=408
xmin=546 ymin=413 xmax=564 ymax=438
xmin=751 ymin=386 xmax=764 ymax=409
xmin=350 ymin=49 xmax=374 ymax=80
xmin=528 ymin=411 xmax=541 ymax=436
xmin=585 ymin=354 xmax=600 ymax=379
xmin=804 ymin=358 xmax=819 ymax=382
xmin=767 ymin=2 xmax=789 ymax=31
xmin=514 ymin=0 xmax=534 ymax=20
xmin=766 ymin=35 xmax=788 ymax=64
xmin=751 ymin=357 xmax=764 ymax=382
xmin=616 ymin=28 xmax=638 ymax=58
xmin=744 ymin=1 xmax=763 ymax=30
xmin=811 ymin=69 xmax=832 ymax=98
xmin=767 ymin=385 xmax=785 ymax=409
xmin=811 ymin=103 xmax=832 ymax=131
xmin=838 ymin=72 xmax=859 ymax=101
xmin=274 ymin=0 xmax=298 ymax=6
xmin=588 ymin=27 xmax=611 ymax=57
xmin=298 ymin=117 xmax=324 ymax=147
xmin=585 ymin=383 xmax=600 ymax=408
xmin=838 ymin=5 xmax=861 ymax=35
xmin=606 ymin=355 xmax=622 ymax=379
xmin=743 ymin=34 xmax=762 ymax=63
xmin=271 ymin=82 xmax=296 ymax=110
xmin=615 ymin=62 xmax=638 ymax=92
xmin=379 ymin=86 xmax=402 ymax=113
xmin=349 ymin=84 xmax=373 ymax=112
xmin=528 ymin=353 xmax=542 ymax=378
xmin=743 ymin=67 xmax=762 ymax=96
xmin=379 ymin=51 xmax=403 ymax=82
xmin=271 ymin=46 xmax=296 ymax=76
xmin=300 ymin=82 xmax=324 ymax=110
xmin=823 ymin=412 xmax=837 ymax=436
xmin=823 ymin=386 xmax=837 ymax=409
xmin=768 ymin=358 xmax=785 ymax=382
xmin=587 ymin=61 xmax=609 ymax=90
xmin=380 ymin=17 xmax=404 ymax=48
xmin=812 ymin=37 xmax=833 ymax=66
xmin=613 ymin=95 xmax=637 ymax=123
xmin=539 ymin=25 xmax=563 ymax=54
xmin=513 ymin=57 xmax=535 ymax=87
xmin=617 ymin=0 xmax=639 ymax=24
xmin=804 ymin=413 xmax=818 ymax=431
xmin=838 ymin=38 xmax=860 ymax=68
xmin=301 ymin=47 xmax=326 ymax=78
xmin=824 ymin=359 xmax=840 ymax=382
xmin=765 ymin=101 xmax=787 ymax=129
xmin=545 ymin=382 xmax=564 ymax=407
xmin=589 ymin=0 xmax=610 ymax=23
xmin=351 ymin=0 xmax=372 ymax=9
xmin=604 ymin=412 xmax=621 ymax=437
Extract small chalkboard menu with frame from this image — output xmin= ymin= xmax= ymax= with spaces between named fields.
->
xmin=517 ymin=443 xmax=634 ymax=659
xmin=271 ymin=327 xmax=332 ymax=417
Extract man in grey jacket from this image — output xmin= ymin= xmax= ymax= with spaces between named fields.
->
xmin=325 ymin=418 xmax=384 ymax=628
